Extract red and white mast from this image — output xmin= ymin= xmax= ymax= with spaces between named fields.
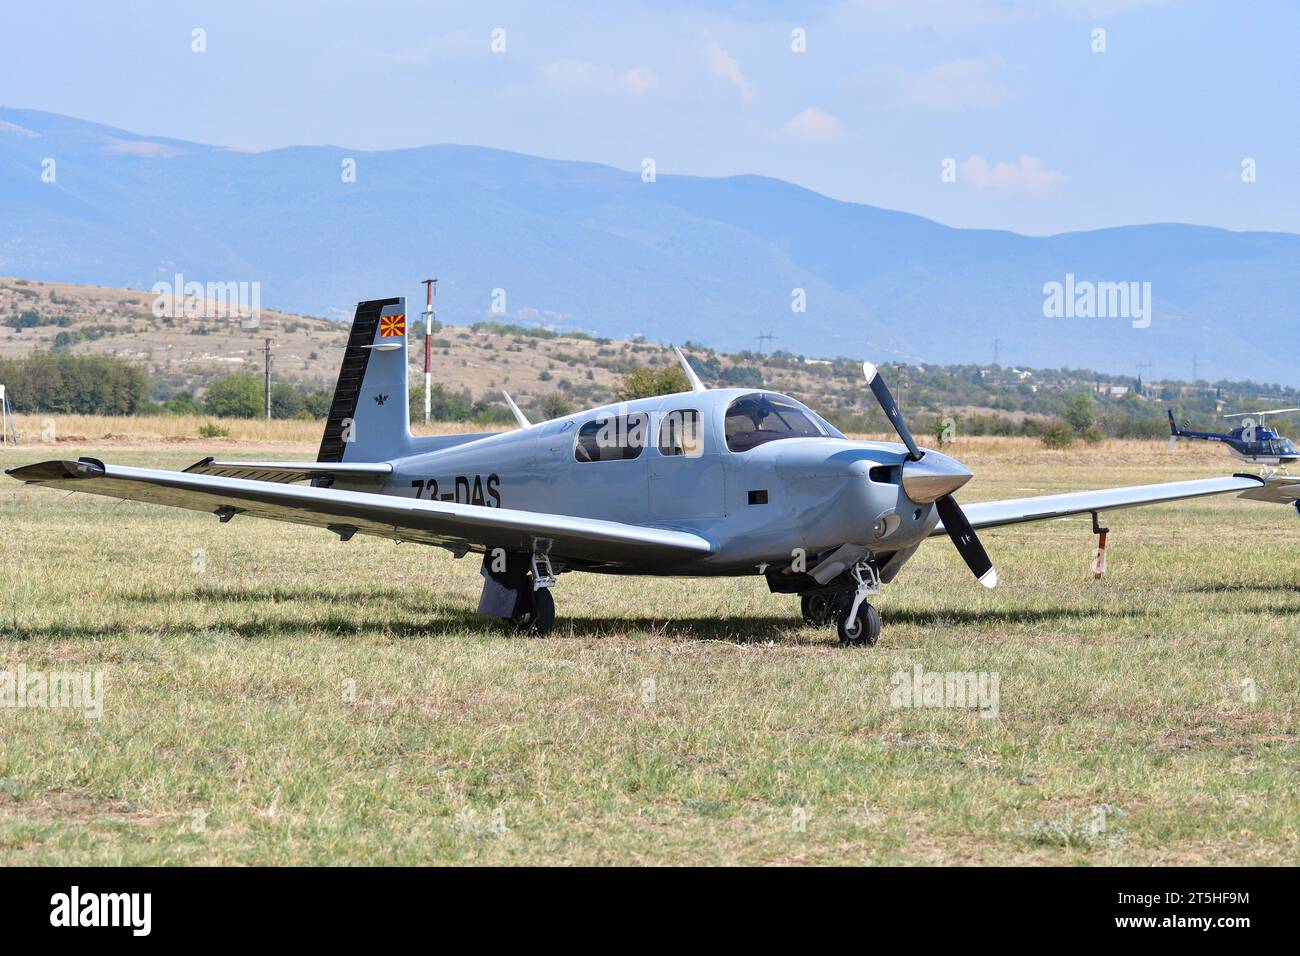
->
xmin=422 ymin=278 xmax=437 ymax=426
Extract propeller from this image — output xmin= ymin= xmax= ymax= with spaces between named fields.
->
xmin=861 ymin=362 xmax=997 ymax=588
xmin=935 ymin=494 xmax=998 ymax=589
xmin=862 ymin=362 xmax=922 ymax=461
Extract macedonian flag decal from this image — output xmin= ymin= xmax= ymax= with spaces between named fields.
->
xmin=380 ymin=313 xmax=406 ymax=337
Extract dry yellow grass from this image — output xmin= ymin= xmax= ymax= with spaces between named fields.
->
xmin=9 ymin=413 xmax=507 ymax=451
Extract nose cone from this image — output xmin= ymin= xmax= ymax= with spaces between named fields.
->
xmin=901 ymin=450 xmax=973 ymax=503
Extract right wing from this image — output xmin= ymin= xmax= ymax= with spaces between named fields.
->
xmin=932 ymin=474 xmax=1290 ymax=534
xmin=6 ymin=458 xmax=714 ymax=568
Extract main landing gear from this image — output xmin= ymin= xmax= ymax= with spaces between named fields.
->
xmin=800 ymin=558 xmax=882 ymax=647
xmin=511 ymin=550 xmax=557 ymax=635
xmin=480 ymin=547 xmax=558 ymax=637
xmin=510 ymin=585 xmax=555 ymax=635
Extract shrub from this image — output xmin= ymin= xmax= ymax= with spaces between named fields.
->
xmin=614 ymin=366 xmax=690 ymax=401
xmin=203 ymin=375 xmax=264 ymax=418
xmin=1041 ymin=424 xmax=1076 ymax=449
xmin=537 ymin=392 xmax=575 ymax=420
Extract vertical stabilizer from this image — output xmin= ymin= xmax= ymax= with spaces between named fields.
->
xmin=318 ymin=297 xmax=411 ymax=463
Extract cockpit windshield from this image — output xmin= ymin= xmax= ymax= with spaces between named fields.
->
xmin=724 ymin=393 xmax=842 ymax=452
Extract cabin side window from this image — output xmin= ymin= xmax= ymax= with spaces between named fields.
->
xmin=574 ymin=412 xmax=649 ymax=462
xmin=657 ymin=409 xmax=704 ymax=457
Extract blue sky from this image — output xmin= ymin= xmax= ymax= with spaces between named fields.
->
xmin=3 ymin=0 xmax=1297 ymax=235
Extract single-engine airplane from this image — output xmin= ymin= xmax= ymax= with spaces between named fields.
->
xmin=1168 ymin=408 xmax=1300 ymax=471
xmin=8 ymin=296 xmax=1300 ymax=645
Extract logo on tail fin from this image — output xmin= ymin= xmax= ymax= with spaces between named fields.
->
xmin=380 ymin=313 xmax=406 ymax=337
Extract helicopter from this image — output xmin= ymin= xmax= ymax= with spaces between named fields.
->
xmin=8 ymin=295 xmax=1300 ymax=646
xmin=1167 ymin=407 xmax=1300 ymax=471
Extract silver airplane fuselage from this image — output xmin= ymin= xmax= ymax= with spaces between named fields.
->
xmin=333 ymin=387 xmax=965 ymax=577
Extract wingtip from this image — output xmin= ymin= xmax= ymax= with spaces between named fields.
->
xmin=5 ymin=459 xmax=105 ymax=481
xmin=978 ymin=567 xmax=998 ymax=589
xmin=861 ymin=361 xmax=878 ymax=383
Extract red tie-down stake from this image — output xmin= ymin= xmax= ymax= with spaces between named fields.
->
xmin=1091 ymin=511 xmax=1109 ymax=578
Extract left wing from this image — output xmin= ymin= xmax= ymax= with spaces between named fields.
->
xmin=931 ymin=474 xmax=1288 ymax=534
xmin=5 ymin=458 xmax=714 ymax=567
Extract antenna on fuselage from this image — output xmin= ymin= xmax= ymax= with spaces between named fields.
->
xmin=501 ymin=390 xmax=532 ymax=428
xmin=674 ymin=347 xmax=706 ymax=393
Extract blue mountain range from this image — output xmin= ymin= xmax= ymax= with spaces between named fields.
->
xmin=2 ymin=107 xmax=1296 ymax=385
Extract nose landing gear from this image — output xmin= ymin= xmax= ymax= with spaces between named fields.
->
xmin=799 ymin=558 xmax=882 ymax=646
xmin=837 ymin=600 xmax=881 ymax=647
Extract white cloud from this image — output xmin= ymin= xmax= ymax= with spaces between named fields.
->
xmin=539 ymin=60 xmax=658 ymax=97
xmin=959 ymin=154 xmax=1069 ymax=196
xmin=618 ymin=67 xmax=659 ymax=97
xmin=859 ymin=58 xmax=1008 ymax=111
xmin=706 ymin=42 xmax=754 ymax=101
xmin=780 ymin=107 xmax=843 ymax=143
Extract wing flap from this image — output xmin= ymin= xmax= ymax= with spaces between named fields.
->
xmin=184 ymin=456 xmax=393 ymax=484
xmin=932 ymin=475 xmax=1268 ymax=534
xmin=6 ymin=459 xmax=713 ymax=567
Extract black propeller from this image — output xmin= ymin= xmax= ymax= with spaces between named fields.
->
xmin=861 ymin=362 xmax=922 ymax=461
xmin=861 ymin=362 xmax=997 ymax=588
xmin=935 ymin=494 xmax=998 ymax=589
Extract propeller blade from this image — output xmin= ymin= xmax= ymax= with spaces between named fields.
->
xmin=935 ymin=494 xmax=997 ymax=588
xmin=862 ymin=362 xmax=922 ymax=461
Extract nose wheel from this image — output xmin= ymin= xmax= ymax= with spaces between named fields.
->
xmin=800 ymin=557 xmax=883 ymax=646
xmin=837 ymin=600 xmax=881 ymax=647
xmin=838 ymin=558 xmax=881 ymax=646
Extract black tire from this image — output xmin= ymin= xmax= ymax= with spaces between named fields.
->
xmin=800 ymin=592 xmax=837 ymax=626
xmin=510 ymin=587 xmax=556 ymax=636
xmin=836 ymin=601 xmax=881 ymax=647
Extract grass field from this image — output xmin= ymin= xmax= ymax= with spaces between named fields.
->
xmin=1 ymin=428 xmax=1297 ymax=865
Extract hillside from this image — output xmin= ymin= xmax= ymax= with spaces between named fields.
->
xmin=4 ymin=278 xmax=1297 ymax=439
xmin=2 ymin=108 xmax=1298 ymax=385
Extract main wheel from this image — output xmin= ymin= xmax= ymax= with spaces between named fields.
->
xmin=836 ymin=601 xmax=881 ymax=647
xmin=800 ymin=592 xmax=837 ymax=626
xmin=510 ymin=587 xmax=556 ymax=636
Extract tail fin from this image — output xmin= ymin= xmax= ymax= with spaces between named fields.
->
xmin=318 ymin=297 xmax=412 ymax=463
xmin=1166 ymin=409 xmax=1181 ymax=437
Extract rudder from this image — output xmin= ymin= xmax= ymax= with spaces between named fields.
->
xmin=318 ymin=297 xmax=412 ymax=463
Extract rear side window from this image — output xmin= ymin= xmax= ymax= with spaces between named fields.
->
xmin=574 ymin=412 xmax=649 ymax=462
xmin=657 ymin=409 xmax=704 ymax=457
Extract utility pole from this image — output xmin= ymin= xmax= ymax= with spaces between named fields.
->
xmin=0 ymin=383 xmax=16 ymax=445
xmin=263 ymin=337 xmax=273 ymax=420
xmin=756 ymin=331 xmax=775 ymax=355
xmin=993 ymin=338 xmax=999 ymax=366
xmin=422 ymin=278 xmax=437 ymax=426
xmin=1192 ymin=354 xmax=1198 ymax=383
